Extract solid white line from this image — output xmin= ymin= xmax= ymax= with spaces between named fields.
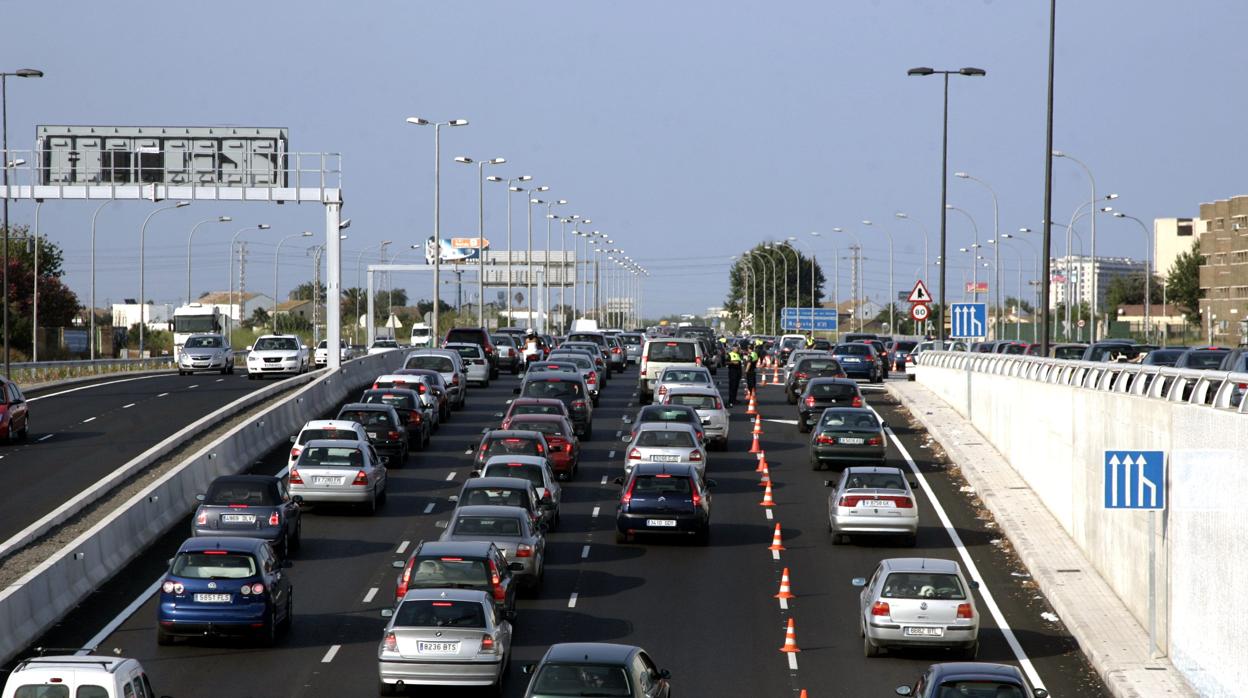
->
xmin=614 ymin=430 xmax=622 ymax=438
xmin=567 ymin=592 xmax=578 ymax=608
xmin=869 ymin=404 xmax=1047 ymax=691
xmin=321 ymin=645 xmax=341 ymax=663
xmin=591 ymin=506 xmax=600 ymax=518
xmin=157 ymin=392 xmax=169 ymax=398
xmin=37 ymin=434 xmax=53 ymax=442
xmin=82 ymin=417 xmax=96 ymax=423
xmin=77 ymin=575 xmax=164 ymax=655
xmin=122 ymin=403 xmax=136 ymax=409
xmin=396 ymin=540 xmax=410 ymax=554
xmin=28 ymin=373 xmax=168 ymax=402
xmin=445 ymin=472 xmax=456 ymax=481
xmin=216 ymin=378 xmax=225 ymax=382
xmin=463 ymin=449 xmax=473 ymax=455
xmin=787 ymin=652 xmax=798 ymax=671
xmin=363 ymin=587 xmax=378 ymax=603
xmin=765 ymin=509 xmax=773 ymax=520
xmin=600 ymin=475 xmax=608 ymax=485
xmin=424 ymin=502 xmax=435 ymax=514
xmin=771 ymin=549 xmax=780 ymax=561
xmin=581 ymin=545 xmax=590 ymax=559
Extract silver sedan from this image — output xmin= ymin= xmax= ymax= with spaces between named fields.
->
xmin=826 ymin=466 xmax=919 ymax=546
xmin=852 ymin=557 xmax=981 ymax=659
xmin=178 ymin=333 xmax=234 ymax=375
xmin=288 ymin=439 xmax=388 ymax=514
xmin=660 ymin=386 xmax=729 ymax=451
xmin=622 ymin=422 xmax=707 ymax=479
xmin=439 ymin=504 xmax=546 ymax=591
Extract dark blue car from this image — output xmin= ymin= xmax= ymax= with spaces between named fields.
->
xmin=832 ymin=343 xmax=881 ymax=382
xmin=157 ymin=537 xmax=293 ymax=646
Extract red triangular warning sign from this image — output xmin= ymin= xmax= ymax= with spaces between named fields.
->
xmin=907 ymin=280 xmax=932 ymax=304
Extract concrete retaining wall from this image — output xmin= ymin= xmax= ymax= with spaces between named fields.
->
xmin=915 ymin=361 xmax=1248 ymax=697
xmin=0 ymin=350 xmax=406 ymax=666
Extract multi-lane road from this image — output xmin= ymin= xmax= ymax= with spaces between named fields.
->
xmin=16 ymin=364 xmax=1109 ymax=697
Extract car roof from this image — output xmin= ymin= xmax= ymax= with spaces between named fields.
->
xmin=807 ymin=377 xmax=857 ymax=387
xmin=630 ymin=462 xmax=699 ymax=477
xmin=483 ymin=455 xmax=549 ymax=467
xmin=635 ymin=419 xmax=698 ymax=432
xmin=414 ymin=540 xmax=497 ymax=557
xmin=928 ymin=662 xmax=1026 ymax=683
xmin=208 ymin=474 xmax=279 ymax=486
xmin=302 ymin=439 xmax=368 ymax=448
xmin=11 ymin=655 xmax=135 ymax=673
xmin=453 ymin=504 xmax=530 ymax=518
xmin=842 ymin=465 xmax=906 ymax=476
xmin=177 ymin=537 xmax=269 ymax=554
xmin=542 ymin=642 xmax=640 ymax=664
xmin=506 ymin=414 xmax=567 ymax=423
xmin=881 ymin=557 xmax=960 ymax=574
xmin=484 ymin=429 xmax=545 ymax=439
xmin=302 ymin=420 xmax=365 ymax=430
xmin=399 ymin=587 xmax=493 ymax=604
xmin=463 ymin=476 xmax=537 ymax=490
xmin=340 ymin=402 xmax=395 ymax=412
xmin=510 ymin=398 xmax=565 ymax=406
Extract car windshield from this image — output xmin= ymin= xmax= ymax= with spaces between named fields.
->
xmin=637 ymin=430 xmax=695 ymax=448
xmin=647 ymin=341 xmax=696 ymax=361
xmin=298 ymin=446 xmax=365 ymax=467
xmin=640 ymin=408 xmax=695 ymax=424
xmin=781 ymin=337 xmax=805 ymax=350
xmin=834 ymin=344 xmax=872 ymax=355
xmin=841 ymin=472 xmax=906 ymax=490
xmin=394 ymin=599 xmax=486 ymax=628
xmin=462 ymin=487 xmax=528 ymax=507
xmin=522 ymin=380 xmax=582 ymax=400
xmin=532 ymin=663 xmax=633 ymax=696
xmin=171 ymin=552 xmax=257 ymax=579
xmin=406 ymin=355 xmax=454 ymax=372
xmin=484 ymin=437 xmax=540 ymax=456
xmin=882 ymin=571 xmax=966 ymax=600
xmin=297 ymin=427 xmax=357 ymax=444
xmin=453 ymin=515 xmax=522 ymax=536
xmin=661 ymin=369 xmax=708 ymax=383
xmin=363 ymin=392 xmax=414 ymax=409
xmin=667 ymin=393 xmax=719 ymax=409
xmin=933 ymin=682 xmax=1025 ymax=698
xmin=482 ymin=463 xmax=545 ymax=488
xmin=204 ymin=481 xmax=276 ymax=506
xmin=812 ymin=383 xmax=856 ymax=399
xmin=185 ymin=336 xmax=222 ymax=349
xmin=254 ymin=337 xmax=298 ymax=351
xmin=408 ymin=557 xmax=489 ymax=588
xmin=338 ymin=410 xmax=394 ymax=428
xmin=452 ymin=345 xmax=483 ymax=358
xmin=567 ymin=334 xmax=603 ymax=345
xmin=633 ymin=474 xmax=694 ymax=495
xmin=820 ymin=412 xmax=879 ymax=430
xmin=494 ymin=336 xmax=515 ymax=347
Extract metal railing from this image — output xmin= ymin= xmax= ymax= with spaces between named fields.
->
xmin=8 ymin=356 xmax=175 ymax=387
xmin=916 ymin=351 xmax=1248 ymax=413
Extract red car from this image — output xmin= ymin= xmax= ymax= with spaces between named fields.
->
xmin=0 ymin=377 xmax=29 ymax=442
xmin=504 ymin=414 xmax=580 ymax=479
xmin=469 ymin=430 xmax=550 ymax=471
xmin=499 ymin=397 xmax=570 ymax=429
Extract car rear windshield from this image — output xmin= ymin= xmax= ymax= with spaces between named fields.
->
xmin=820 ymin=412 xmax=879 ymax=430
xmin=781 ymin=337 xmax=805 ymax=350
xmin=446 ymin=330 xmax=486 ymax=344
xmin=1053 ymin=346 xmax=1085 ymax=360
xmin=409 ymin=556 xmax=489 ymax=588
xmin=1185 ymin=350 xmax=1229 ymax=369
xmin=633 ymin=474 xmax=693 ymax=495
xmin=882 ymin=572 xmax=966 ymax=600
xmin=797 ymin=359 xmax=840 ymax=372
xmin=454 ymin=515 xmax=522 ymax=536
xmin=185 ymin=336 xmax=223 ymax=348
xmin=934 ymin=682 xmax=1024 ymax=698
xmin=171 ymin=552 xmax=257 ymax=579
xmin=338 ymin=409 xmax=395 ymax=428
xmin=254 ymin=337 xmax=298 ymax=351
xmin=462 ymin=487 xmax=529 ymax=508
xmin=640 ymin=407 xmax=695 ymax=424
xmin=661 ymin=369 xmax=708 ymax=383
xmin=621 ymin=334 xmax=643 ymax=346
xmin=811 ymin=383 xmax=857 ymax=399
xmin=834 ymin=344 xmax=872 ymax=355
xmin=549 ymin=355 xmax=591 ymax=369
xmin=522 ymin=380 xmax=583 ymax=400
xmin=363 ymin=392 xmax=415 ymax=409
xmin=297 ymin=427 xmax=358 ymax=444
xmin=406 ymin=356 xmax=454 ymax=372
xmin=637 ymin=430 xmax=695 ymax=448
xmin=647 ymin=341 xmax=697 ymax=362
xmin=567 ymin=333 xmax=604 ymax=345
xmin=509 ymin=420 xmax=564 ymax=436
xmin=482 ymin=463 xmax=544 ymax=488
xmin=484 ymin=437 xmax=540 ymax=457
xmin=841 ymin=472 xmax=907 ymax=490
xmin=894 ymin=341 xmax=917 ymax=351
xmin=205 ymin=481 xmax=276 ymax=506
xmin=299 ymin=447 xmax=365 ymax=467
xmin=493 ymin=335 xmax=515 ymax=347
xmin=512 ymin=403 xmax=564 ymax=417
xmin=395 ymin=599 xmax=486 ymax=628
xmin=532 ymin=664 xmax=633 ymax=696
xmin=667 ymin=393 xmax=719 ymax=409
xmin=452 ymin=345 xmax=483 ymax=358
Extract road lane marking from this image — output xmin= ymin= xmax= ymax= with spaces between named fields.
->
xmin=424 ymin=503 xmax=435 ymax=514
xmin=216 ymin=378 xmax=224 ymax=382
xmin=868 ymin=403 xmax=1047 ymax=691
xmin=765 ymin=509 xmax=773 ymax=520
xmin=464 ymin=449 xmax=473 ymax=454
xmin=779 ymin=597 xmax=788 ymax=611
xmin=614 ymin=430 xmax=622 ymax=438
xmin=771 ymin=549 xmax=780 ymax=561
xmin=321 ymin=645 xmax=341 ymax=663
xmin=37 ymin=434 xmax=53 ymax=442
xmin=608 ymin=450 xmax=615 ymax=459
xmin=592 ymin=506 xmax=600 ymax=518
xmin=445 ymin=472 xmax=456 ymax=481
xmin=28 ymin=374 xmax=168 ymax=402
xmin=600 ymin=476 xmax=608 ymax=485
xmin=77 ymin=575 xmax=164 ymax=656
xmin=157 ymin=392 xmax=169 ymax=398
xmin=568 ymin=592 xmax=578 ymax=608
xmin=787 ymin=652 xmax=798 ymax=671
xmin=765 ymin=418 xmax=799 ymax=426
xmin=122 ymin=403 xmax=136 ymax=409
xmin=82 ymin=417 xmax=96 ymax=423
xmin=581 ymin=545 xmax=590 ymax=559
xmin=188 ymin=384 xmax=198 ymax=389
xmin=363 ymin=587 xmax=378 ymax=603
xmin=396 ymin=540 xmax=410 ymax=554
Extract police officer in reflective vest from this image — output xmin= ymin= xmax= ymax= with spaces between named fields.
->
xmin=726 ymin=345 xmax=743 ymax=407
xmin=743 ymin=341 xmax=760 ymax=396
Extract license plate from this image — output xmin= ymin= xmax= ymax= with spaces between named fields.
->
xmin=367 ymin=432 xmax=378 ymax=439
xmin=418 ymin=641 xmax=460 ymax=654
xmin=646 ymin=519 xmax=677 ymax=527
xmin=840 ymin=437 xmax=865 ymax=445
xmin=861 ymin=500 xmax=893 ymax=508
xmin=651 ymin=455 xmax=679 ymax=462
xmin=194 ymin=593 xmax=232 ymax=603
xmin=221 ymin=514 xmax=256 ymax=523
xmin=313 ymin=476 xmax=341 ymax=485
xmin=904 ymin=626 xmax=944 ymax=637
xmin=843 ymin=357 xmax=861 ymax=362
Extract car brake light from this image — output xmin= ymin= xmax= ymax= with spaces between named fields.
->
xmin=890 ymin=496 xmax=914 ymax=509
xmin=452 ymin=375 xmax=460 ymax=386
xmin=383 ymin=632 xmax=397 ymax=652
xmin=196 ymin=511 xmax=207 ymax=526
xmin=587 ymin=371 xmax=597 ymax=385
xmin=489 ymin=560 xmax=506 ymax=600
xmin=397 ymin=559 xmax=412 ymax=600
xmin=516 ymin=544 xmax=533 ymax=558
xmin=480 ymin=633 xmax=497 ymax=652
xmin=268 ymin=511 xmax=280 ymax=526
xmin=816 ymin=434 xmax=836 ymax=445
xmin=867 ymin=436 xmax=883 ymax=446
xmin=289 ymin=469 xmax=304 ymax=485
xmin=290 ymin=446 xmax=301 ymax=460
xmin=571 ymin=400 xmax=587 ymax=410
xmin=957 ymin=603 xmax=974 ymax=619
xmin=695 ymin=356 xmax=702 ymax=366
xmin=621 ymin=478 xmax=637 ymax=505
xmin=796 ymin=372 xmax=808 ymax=380
xmin=388 ymin=430 xmax=401 ymax=440
xmin=251 ymin=582 xmax=265 ymax=594
xmin=840 ymin=495 xmax=862 ymax=507
xmin=690 ymin=450 xmax=703 ymax=462
xmin=628 ymin=448 xmax=641 ymax=460
xmin=691 ymin=488 xmax=702 ymax=508
xmin=352 ymin=470 xmax=369 ymax=486
xmin=804 ymin=395 xmax=816 ymax=408
xmin=417 ymin=383 xmax=427 ymax=394
xmin=851 ymin=396 xmax=863 ymax=407
xmin=871 ymin=601 xmax=891 ymax=617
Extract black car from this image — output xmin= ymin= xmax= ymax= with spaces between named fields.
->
xmin=392 ymin=540 xmax=521 ymax=613
xmin=785 ymin=356 xmax=846 ymax=404
xmin=523 ymin=642 xmax=672 ymax=698
xmin=860 ymin=339 xmax=891 ymax=379
xmin=443 ymin=326 xmax=499 ymax=378
xmin=1140 ymin=348 xmax=1187 ymax=367
xmin=336 ymin=403 xmax=408 ymax=465
xmin=516 ymin=374 xmax=594 ymax=439
xmin=809 ymin=407 xmax=887 ymax=469
xmin=798 ymin=378 xmax=864 ymax=433
xmin=890 ymin=340 xmax=918 ymax=370
xmin=359 ymin=388 xmax=431 ymax=450
xmin=896 ymin=662 xmax=1049 ymax=698
xmin=192 ymin=475 xmax=302 ymax=557
xmin=1081 ymin=340 xmax=1139 ymax=362
xmin=627 ymin=404 xmax=704 ymax=444
xmin=614 ymin=463 xmax=714 ymax=544
xmin=1175 ymin=346 xmax=1231 ymax=369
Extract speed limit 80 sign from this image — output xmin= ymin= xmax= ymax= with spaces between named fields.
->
xmin=910 ymin=304 xmax=930 ymax=322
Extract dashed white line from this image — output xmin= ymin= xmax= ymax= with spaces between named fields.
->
xmin=608 ymin=450 xmax=616 ymax=459
xmin=396 ymin=540 xmax=410 ymax=554
xmin=363 ymin=587 xmax=378 ymax=603
xmin=591 ymin=506 xmax=601 ymax=518
xmin=463 ymin=449 xmax=473 ymax=455
xmin=600 ymin=475 xmax=608 ymax=485
xmin=187 ymin=384 xmax=199 ymax=389
xmin=321 ymin=645 xmax=341 ymax=663
xmin=37 ymin=434 xmax=53 ymax=442
xmin=424 ymin=503 xmax=435 ymax=514
xmin=581 ymin=545 xmax=590 ymax=559
xmin=786 ymin=652 xmax=798 ymax=671
xmin=157 ymin=392 xmax=169 ymax=398
xmin=122 ymin=402 xmax=136 ymax=409
xmin=771 ymin=549 xmax=780 ymax=561
xmin=779 ymin=597 xmax=789 ymax=611
xmin=82 ymin=417 xmax=96 ymax=423
xmin=215 ymin=378 xmax=225 ymax=382
xmin=567 ymin=592 xmax=578 ymax=608
xmin=28 ymin=374 xmax=166 ymax=402
xmin=765 ymin=509 xmax=773 ymax=520
xmin=614 ymin=430 xmax=622 ymax=438
xmin=445 ymin=472 xmax=457 ymax=481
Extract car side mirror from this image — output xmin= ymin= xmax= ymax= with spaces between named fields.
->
xmin=381 ymin=608 xmax=394 ymax=618
xmin=851 ymin=577 xmax=867 ymax=587
xmin=282 ymin=559 xmax=294 ymax=569
xmin=620 ymin=435 xmax=632 ymax=443
xmin=970 ymin=580 xmax=980 ymax=590
xmin=194 ymin=493 xmax=206 ymax=502
xmin=659 ymin=669 xmax=671 ymax=680
xmin=540 ymin=493 xmax=552 ymax=504
xmin=391 ymin=560 xmax=405 ymax=569
xmin=909 ymin=480 xmax=918 ymax=489
xmin=1033 ymin=690 xmax=1049 ymax=698
xmin=502 ymin=609 xmax=518 ymax=623
xmin=612 ymin=476 xmax=624 ymax=485
xmin=289 ymin=435 xmax=297 ymax=443
xmin=509 ymin=561 xmax=525 ymax=571
xmin=512 ymin=388 xmax=521 ymax=395
xmin=448 ymin=495 xmax=460 ymax=503
xmin=468 ymin=470 xmax=481 ymax=478
xmin=895 ymin=687 xmax=914 ymax=697
xmin=522 ymin=664 xmax=536 ymax=675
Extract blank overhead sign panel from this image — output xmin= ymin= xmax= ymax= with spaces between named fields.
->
xmin=36 ymin=125 xmax=289 ymax=187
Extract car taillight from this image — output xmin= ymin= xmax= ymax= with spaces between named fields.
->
xmin=804 ymin=395 xmax=816 ymax=407
xmin=289 ymin=469 xmax=304 ymax=485
xmin=621 ymin=478 xmax=637 ymax=505
xmin=516 ymin=544 xmax=533 ymax=558
xmin=268 ymin=511 xmax=280 ymax=526
xmin=867 ymin=436 xmax=883 ymax=446
xmin=851 ymin=396 xmax=863 ymax=408
xmin=816 ymin=434 xmax=836 ymax=445
xmin=417 ymin=383 xmax=428 ymax=394
xmin=628 ymin=448 xmax=642 ymax=460
xmin=397 ymin=559 xmax=413 ymax=600
xmin=695 ymin=356 xmax=702 ymax=365
xmin=241 ymin=582 xmax=264 ymax=595
xmin=587 ymin=371 xmax=597 ymax=385
xmin=485 ymin=346 xmax=494 ymax=355
xmin=890 ymin=496 xmax=914 ymax=509
xmin=612 ymin=347 xmax=622 ymax=354
xmin=162 ymin=580 xmax=185 ymax=595
xmin=641 ymin=359 xmax=648 ymax=373
xmin=451 ymin=375 xmax=460 ymax=386
xmin=289 ymin=446 xmax=301 ymax=460
xmin=690 ymin=450 xmax=703 ymax=462
xmin=383 ymin=632 xmax=397 ymax=652
xmin=480 ymin=633 xmax=497 ymax=653
xmin=571 ymin=400 xmax=587 ymax=410
xmin=692 ymin=489 xmax=702 ymax=508
xmin=840 ymin=495 xmax=863 ymax=507
xmin=489 ymin=560 xmax=506 ymax=600
xmin=657 ymin=385 xmax=668 ymax=396
xmin=196 ymin=511 xmax=207 ymax=526
xmin=352 ymin=470 xmax=369 ymax=486
xmin=957 ymin=603 xmax=974 ymax=619
xmin=871 ymin=601 xmax=891 ymax=617
xmin=388 ymin=430 xmax=401 ymax=440
xmin=796 ymin=372 xmax=808 ymax=380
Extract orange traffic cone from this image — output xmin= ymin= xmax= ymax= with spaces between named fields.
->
xmin=746 ymin=392 xmax=757 ymax=415
xmin=779 ymin=618 xmax=801 ymax=652
xmin=799 ymin=691 xmax=808 ymax=698
xmin=758 ymin=464 xmax=771 ymax=487
xmin=775 ymin=568 xmax=795 ymax=598
xmin=768 ymin=523 xmax=786 ymax=551
xmin=755 ymin=452 xmax=767 ymax=473
xmin=749 ymin=428 xmax=762 ymax=454
xmin=760 ymin=483 xmax=776 ymax=506
xmin=772 ymin=363 xmax=781 ymax=384
xmin=759 ymin=370 xmax=767 ymax=387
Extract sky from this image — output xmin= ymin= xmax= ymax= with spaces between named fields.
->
xmin=1 ymin=0 xmax=1244 ymax=319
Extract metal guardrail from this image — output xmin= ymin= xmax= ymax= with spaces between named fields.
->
xmin=916 ymin=351 xmax=1248 ymax=413
xmin=9 ymin=357 xmax=175 ymax=387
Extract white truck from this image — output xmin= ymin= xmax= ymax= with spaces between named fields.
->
xmin=409 ymin=322 xmax=433 ymax=347
xmin=171 ymin=303 xmax=231 ymax=360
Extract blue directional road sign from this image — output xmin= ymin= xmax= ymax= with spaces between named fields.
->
xmin=781 ymin=307 xmax=838 ymax=331
xmin=949 ymin=302 xmax=987 ymax=339
xmin=1103 ymin=451 xmax=1165 ymax=510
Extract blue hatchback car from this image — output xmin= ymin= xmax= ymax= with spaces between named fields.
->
xmin=832 ymin=343 xmax=882 ymax=382
xmin=157 ymin=537 xmax=293 ymax=646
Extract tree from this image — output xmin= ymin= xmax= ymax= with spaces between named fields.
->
xmin=2 ymin=226 xmax=82 ymax=356
xmin=248 ymin=307 xmax=271 ymax=329
xmin=413 ymin=299 xmax=454 ymax=318
xmin=1003 ymin=296 xmax=1034 ymax=315
xmin=1167 ymin=239 xmax=1202 ymax=325
xmin=725 ymin=243 xmax=827 ymax=333
xmin=374 ymin=288 xmax=409 ymax=318
xmin=341 ymin=287 xmax=368 ymax=323
xmin=1104 ymin=273 xmax=1164 ymax=318
xmin=289 ymin=281 xmax=325 ymax=301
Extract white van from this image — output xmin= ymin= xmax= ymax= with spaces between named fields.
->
xmin=2 ymin=655 xmax=166 ymax=698
xmin=409 ymin=322 xmax=432 ymax=347
xmin=638 ymin=337 xmax=704 ymax=403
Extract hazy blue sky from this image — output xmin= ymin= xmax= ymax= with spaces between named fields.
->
xmin=2 ymin=0 xmax=1243 ymax=317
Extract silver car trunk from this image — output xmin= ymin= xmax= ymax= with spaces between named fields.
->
xmin=881 ymin=572 xmax=965 ymax=624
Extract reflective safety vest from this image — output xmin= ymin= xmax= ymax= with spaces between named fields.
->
xmin=727 ymin=351 xmax=742 ymax=365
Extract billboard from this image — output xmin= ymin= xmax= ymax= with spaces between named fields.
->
xmin=964 ymin=281 xmax=988 ymax=294
xmin=424 ymin=236 xmax=490 ymax=264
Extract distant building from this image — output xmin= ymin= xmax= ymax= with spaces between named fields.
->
xmin=274 ymin=299 xmax=313 ymax=322
xmin=111 ymin=301 xmax=172 ymax=331
xmin=1196 ymin=195 xmax=1248 ymax=345
xmin=193 ymin=291 xmax=275 ymax=322
xmin=1047 ymin=256 xmax=1147 ymax=311
xmin=1154 ymin=217 xmax=1196 ymax=279
xmin=1115 ymin=303 xmax=1186 ymax=338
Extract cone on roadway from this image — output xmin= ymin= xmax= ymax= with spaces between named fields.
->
xmin=779 ymin=618 xmax=801 ymax=652
xmin=772 ymin=363 xmax=780 ymax=384
xmin=775 ymin=568 xmax=795 ymax=598
xmin=768 ymin=523 xmax=785 ymax=551
xmin=760 ymin=482 xmax=775 ymax=506
xmin=799 ymin=691 xmax=808 ymax=698
xmin=756 ymin=452 xmax=767 ymax=473
xmin=759 ymin=370 xmax=767 ymax=387
xmin=749 ymin=428 xmax=762 ymax=454
xmin=758 ymin=463 xmax=771 ymax=486
xmin=746 ymin=392 xmax=757 ymax=415
xmin=752 ymin=415 xmax=763 ymax=435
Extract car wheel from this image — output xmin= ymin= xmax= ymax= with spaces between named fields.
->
xmin=490 ymin=368 xmax=500 ymax=380
xmin=592 ymin=396 xmax=601 ymax=407
xmin=797 ymin=420 xmax=810 ymax=434
xmin=364 ymin=489 xmax=378 ymax=515
xmin=178 ymin=370 xmax=186 ymax=376
xmin=279 ymin=591 xmax=293 ymax=633
xmin=831 ymin=532 xmax=845 ymax=545
xmin=18 ymin=418 xmax=28 ymax=441
xmin=259 ymin=610 xmax=278 ymax=647
xmin=220 ymin=365 xmax=229 ymax=375
xmin=156 ymin=627 xmax=175 ymax=646
xmin=248 ymin=373 xmax=256 ymax=380
xmin=378 ymin=679 xmax=398 ymax=696
xmin=864 ymin=634 xmax=882 ymax=658
xmin=290 ymin=520 xmax=302 ymax=552
xmin=615 ymin=530 xmax=628 ymax=544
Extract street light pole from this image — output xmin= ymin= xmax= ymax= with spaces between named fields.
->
xmin=406 ymin=116 xmax=468 ymax=337
xmin=955 ymin=172 xmax=1000 ymax=337
xmin=491 ymin=175 xmax=532 ymax=325
xmin=946 ymin=205 xmax=980 ymax=299
xmin=457 ymin=156 xmax=505 ymax=328
xmin=895 ymin=212 xmax=931 ymax=288
xmin=908 ymin=65 xmax=986 ymax=347
xmin=525 ymin=186 xmax=549 ymax=329
xmin=862 ymin=221 xmax=895 ymax=335
xmin=139 ymin=201 xmax=190 ymax=356
xmin=1054 ymin=151 xmax=1099 ymax=341
xmin=542 ymin=199 xmax=567 ymax=330
xmin=810 ymin=232 xmax=840 ymax=339
xmin=89 ymin=200 xmax=115 ymax=361
xmin=186 ymin=216 xmax=232 ymax=306
xmin=1 ymin=67 xmax=44 ymax=374
xmin=31 ymin=200 xmax=41 ymax=362
xmin=1111 ymin=211 xmax=1154 ymax=341
xmin=229 ymin=224 xmax=271 ymax=330
xmin=274 ymin=231 xmax=313 ymax=332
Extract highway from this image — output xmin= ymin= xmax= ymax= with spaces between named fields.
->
xmin=18 ymin=365 xmax=1109 ymax=697
xmin=0 ymin=372 xmax=285 ymax=547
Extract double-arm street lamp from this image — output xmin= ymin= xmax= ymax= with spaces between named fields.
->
xmin=489 ymin=174 xmax=532 ymax=324
xmin=954 ymin=172 xmax=1001 ymax=337
xmin=139 ymin=201 xmax=190 ymax=355
xmin=1107 ymin=210 xmax=1154 ymax=340
xmin=525 ymin=186 xmax=550 ymax=328
xmin=457 ymin=155 xmax=506 ymax=326
xmin=945 ymin=205 xmax=980 ymax=303
xmin=186 ymin=216 xmax=232 ymax=305
xmin=542 ymin=199 xmax=568 ymax=327
xmin=406 ymin=116 xmax=468 ymax=335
